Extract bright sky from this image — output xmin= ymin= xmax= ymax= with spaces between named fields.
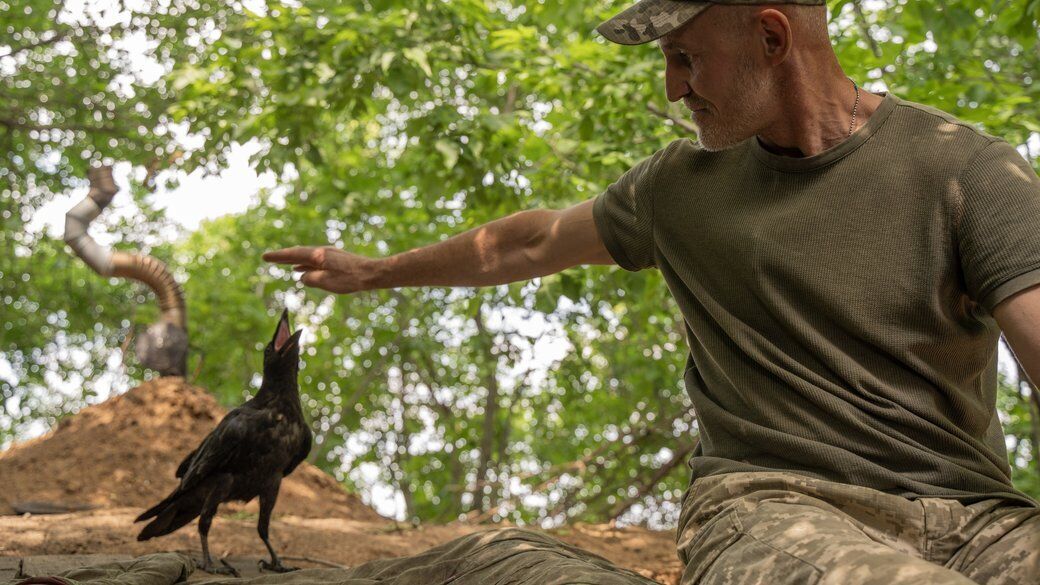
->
xmin=31 ymin=140 xmax=272 ymax=237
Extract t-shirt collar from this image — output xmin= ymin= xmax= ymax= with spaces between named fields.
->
xmin=750 ymin=91 xmax=898 ymax=172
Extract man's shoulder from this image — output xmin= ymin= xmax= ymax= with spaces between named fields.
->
xmin=886 ymin=93 xmax=1001 ymax=154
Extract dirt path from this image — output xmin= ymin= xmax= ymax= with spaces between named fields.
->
xmin=0 ymin=509 xmax=681 ymax=584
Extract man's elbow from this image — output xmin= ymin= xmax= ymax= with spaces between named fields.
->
xmin=522 ymin=208 xmax=614 ymax=270
xmin=519 ymin=209 xmax=560 ymax=269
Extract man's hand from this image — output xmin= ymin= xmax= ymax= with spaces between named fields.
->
xmin=262 ymin=247 xmax=379 ymax=294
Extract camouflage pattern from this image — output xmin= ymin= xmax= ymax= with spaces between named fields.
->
xmin=597 ymin=0 xmax=827 ymax=46
xmin=676 ymin=471 xmax=1040 ymax=584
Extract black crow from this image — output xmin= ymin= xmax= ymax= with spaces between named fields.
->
xmin=136 ymin=309 xmax=312 ymax=574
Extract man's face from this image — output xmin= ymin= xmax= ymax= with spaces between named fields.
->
xmin=659 ymin=8 xmax=776 ymax=151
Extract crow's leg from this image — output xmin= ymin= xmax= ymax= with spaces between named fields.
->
xmin=197 ymin=476 xmax=239 ymax=577
xmin=257 ymin=478 xmax=296 ymax=573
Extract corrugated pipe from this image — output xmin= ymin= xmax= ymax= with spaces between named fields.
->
xmin=63 ymin=165 xmax=188 ymax=376
xmin=111 ymin=253 xmax=186 ymax=329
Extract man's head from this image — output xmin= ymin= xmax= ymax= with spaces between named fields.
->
xmin=598 ymin=1 xmax=831 ymax=151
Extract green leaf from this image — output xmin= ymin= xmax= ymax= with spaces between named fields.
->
xmin=434 ymin=139 xmax=458 ymax=169
xmin=403 ymin=47 xmax=432 ymax=77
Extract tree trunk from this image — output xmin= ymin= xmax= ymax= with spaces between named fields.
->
xmin=470 ymin=301 xmax=500 ymax=513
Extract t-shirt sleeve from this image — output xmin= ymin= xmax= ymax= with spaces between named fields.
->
xmin=592 ymin=147 xmax=668 ymax=272
xmin=958 ymin=139 xmax=1040 ymax=313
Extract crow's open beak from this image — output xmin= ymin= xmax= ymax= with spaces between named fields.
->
xmin=272 ymin=309 xmax=294 ymax=353
xmin=280 ymin=330 xmax=302 ymax=356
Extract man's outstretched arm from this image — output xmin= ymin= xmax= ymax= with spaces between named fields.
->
xmin=262 ymin=198 xmax=615 ymax=294
xmin=994 ymin=284 xmax=1040 ymax=386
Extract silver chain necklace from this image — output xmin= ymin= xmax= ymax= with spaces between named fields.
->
xmin=847 ymin=78 xmax=860 ymax=138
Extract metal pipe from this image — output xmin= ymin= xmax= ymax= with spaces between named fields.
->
xmin=111 ymin=252 xmax=186 ymax=329
xmin=63 ymin=165 xmax=188 ymax=376
xmin=63 ymin=166 xmax=118 ymax=275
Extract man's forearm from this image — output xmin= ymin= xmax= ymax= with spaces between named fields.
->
xmin=262 ymin=198 xmax=612 ymax=294
xmin=368 ymin=209 xmax=559 ymax=289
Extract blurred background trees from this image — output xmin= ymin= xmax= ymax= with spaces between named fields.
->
xmin=3 ymin=0 xmax=1039 ymax=527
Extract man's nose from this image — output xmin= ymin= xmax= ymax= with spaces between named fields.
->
xmin=665 ymin=70 xmax=691 ymax=103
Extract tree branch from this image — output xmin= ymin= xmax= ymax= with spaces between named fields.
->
xmin=609 ymin=438 xmax=698 ymax=520
xmin=469 ymin=300 xmax=501 ymax=513
xmin=850 ymin=0 xmax=882 ymax=59
xmin=0 ymin=31 xmax=67 ymax=58
xmin=646 ymin=103 xmax=697 ymax=134
xmin=0 ymin=116 xmax=119 ymax=135
xmin=280 ymin=556 xmax=349 ymax=569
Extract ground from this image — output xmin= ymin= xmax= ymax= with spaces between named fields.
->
xmin=0 ymin=378 xmax=681 ymax=584
xmin=0 ymin=508 xmax=679 ymax=582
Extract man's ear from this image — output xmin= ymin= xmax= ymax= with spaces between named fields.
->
xmin=757 ymin=9 xmax=793 ymax=65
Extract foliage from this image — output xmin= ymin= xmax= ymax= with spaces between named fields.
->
xmin=999 ymin=367 xmax=1040 ymax=499
xmin=3 ymin=0 xmax=1039 ymax=525
xmin=0 ymin=0 xmax=247 ymax=438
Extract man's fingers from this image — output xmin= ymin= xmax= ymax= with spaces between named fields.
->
xmin=267 ymin=247 xmax=355 ymax=292
xmin=299 ymin=270 xmax=334 ymax=291
xmin=262 ymin=246 xmax=317 ymax=264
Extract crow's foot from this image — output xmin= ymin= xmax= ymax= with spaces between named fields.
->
xmin=258 ymin=559 xmax=298 ymax=573
xmin=195 ymin=557 xmax=241 ymax=577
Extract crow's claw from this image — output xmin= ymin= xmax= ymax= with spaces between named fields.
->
xmin=220 ymin=558 xmax=242 ymax=577
xmin=258 ymin=559 xmax=298 ymax=573
xmin=195 ymin=557 xmax=241 ymax=577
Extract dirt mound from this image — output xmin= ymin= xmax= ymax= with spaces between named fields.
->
xmin=0 ymin=377 xmax=382 ymax=522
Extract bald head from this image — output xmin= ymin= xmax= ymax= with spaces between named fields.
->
xmin=713 ymin=4 xmax=830 ymax=51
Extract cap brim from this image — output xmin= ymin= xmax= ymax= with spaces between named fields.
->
xmin=596 ymin=0 xmax=711 ymax=45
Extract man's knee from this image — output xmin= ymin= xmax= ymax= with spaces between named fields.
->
xmin=959 ymin=510 xmax=1040 ymax=585
xmin=677 ymin=493 xmax=974 ymax=585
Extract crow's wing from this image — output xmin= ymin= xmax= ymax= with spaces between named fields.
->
xmin=175 ymin=447 xmax=198 ymax=478
xmin=284 ymin=425 xmax=312 ymax=476
xmin=177 ymin=406 xmax=276 ymax=491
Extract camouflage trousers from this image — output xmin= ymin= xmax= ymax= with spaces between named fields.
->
xmin=676 ymin=471 xmax=1040 ymax=585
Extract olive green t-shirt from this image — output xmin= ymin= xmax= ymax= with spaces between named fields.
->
xmin=593 ymin=92 xmax=1040 ymax=506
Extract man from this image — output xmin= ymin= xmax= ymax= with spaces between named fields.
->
xmin=265 ymin=1 xmax=1040 ymax=583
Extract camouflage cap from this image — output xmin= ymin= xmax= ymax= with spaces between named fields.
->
xmin=597 ymin=0 xmax=826 ymax=46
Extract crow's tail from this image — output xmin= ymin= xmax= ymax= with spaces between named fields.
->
xmin=135 ymin=487 xmax=205 ymax=541
xmin=136 ymin=488 xmax=180 ymax=523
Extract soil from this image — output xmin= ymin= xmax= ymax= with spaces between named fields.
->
xmin=0 ymin=378 xmax=681 ymax=584
xmin=0 ymin=509 xmax=681 ymax=583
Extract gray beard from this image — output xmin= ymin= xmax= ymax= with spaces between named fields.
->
xmin=692 ymin=61 xmax=773 ymax=152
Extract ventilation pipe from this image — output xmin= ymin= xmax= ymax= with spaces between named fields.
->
xmin=63 ymin=165 xmax=188 ymax=377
